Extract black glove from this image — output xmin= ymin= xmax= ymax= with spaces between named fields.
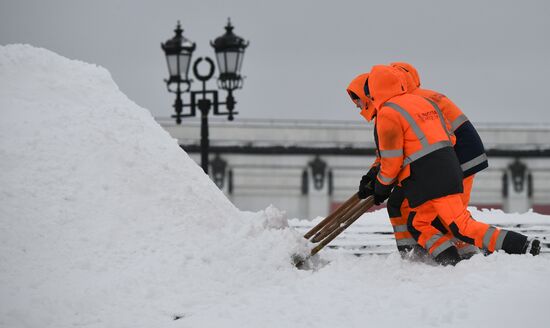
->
xmin=373 ymin=178 xmax=393 ymax=205
xmin=358 ymin=166 xmax=379 ymax=199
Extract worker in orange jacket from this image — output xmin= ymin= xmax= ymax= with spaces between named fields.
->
xmin=346 ymin=65 xmax=540 ymax=265
xmin=384 ymin=62 xmax=487 ymax=258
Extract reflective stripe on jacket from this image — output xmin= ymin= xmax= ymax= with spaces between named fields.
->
xmin=369 ymin=65 xmax=463 ymax=207
xmin=412 ymin=88 xmax=488 ymax=177
xmin=375 ymin=94 xmax=454 ymax=186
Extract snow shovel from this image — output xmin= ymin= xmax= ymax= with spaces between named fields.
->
xmin=294 ymin=193 xmax=375 ymax=268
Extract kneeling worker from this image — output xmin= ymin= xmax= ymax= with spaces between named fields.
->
xmin=346 ymin=65 xmax=540 ymax=265
xmin=386 ymin=62 xmax=486 ymax=258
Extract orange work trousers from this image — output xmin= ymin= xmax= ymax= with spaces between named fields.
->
xmin=390 ymin=174 xmax=496 ymax=256
xmin=410 ymin=193 xmax=505 ymax=254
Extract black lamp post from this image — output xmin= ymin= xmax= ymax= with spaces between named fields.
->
xmin=161 ymin=19 xmax=249 ymax=174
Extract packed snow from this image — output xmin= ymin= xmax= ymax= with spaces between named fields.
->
xmin=1 ymin=44 xmax=548 ymax=328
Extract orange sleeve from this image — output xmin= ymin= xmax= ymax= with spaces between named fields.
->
xmin=431 ymin=93 xmax=468 ymax=134
xmin=375 ymin=109 xmax=404 ymax=185
xmin=416 ymin=89 xmax=465 ymax=141
xmin=435 ymin=94 xmax=464 ymax=123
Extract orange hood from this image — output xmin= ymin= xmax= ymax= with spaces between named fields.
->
xmin=390 ymin=62 xmax=421 ymax=91
xmin=346 ymin=73 xmax=377 ymax=121
xmin=346 ymin=73 xmax=369 ymax=104
xmin=368 ymin=65 xmax=407 ymax=109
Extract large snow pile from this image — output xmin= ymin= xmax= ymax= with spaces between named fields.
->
xmin=1 ymin=44 xmax=549 ymax=328
xmin=0 ymin=44 xmax=306 ymax=327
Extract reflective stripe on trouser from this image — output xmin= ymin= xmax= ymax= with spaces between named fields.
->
xmin=411 ymin=193 xmax=504 ymax=252
xmin=408 ymin=211 xmax=455 ymax=257
xmin=390 ymin=216 xmax=417 ymax=248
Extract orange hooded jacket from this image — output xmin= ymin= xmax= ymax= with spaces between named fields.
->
xmin=390 ymin=62 xmax=488 ymax=178
xmin=368 ymin=65 xmax=463 ymax=207
xmin=390 ymin=62 xmax=465 ymax=133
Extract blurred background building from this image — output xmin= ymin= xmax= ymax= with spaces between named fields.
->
xmin=158 ymin=117 xmax=550 ymax=219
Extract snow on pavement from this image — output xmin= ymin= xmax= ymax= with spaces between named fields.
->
xmin=0 ymin=44 xmax=548 ymax=328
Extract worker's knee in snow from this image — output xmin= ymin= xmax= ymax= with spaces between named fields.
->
xmin=434 ymin=246 xmax=461 ymax=266
xmin=399 ymin=245 xmax=429 ymax=261
xmin=398 ymin=245 xmax=414 ymax=258
xmin=398 ymin=245 xmax=411 ymax=252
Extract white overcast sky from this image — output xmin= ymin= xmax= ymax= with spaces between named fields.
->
xmin=1 ymin=0 xmax=549 ymax=124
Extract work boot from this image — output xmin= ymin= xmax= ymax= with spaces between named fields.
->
xmin=523 ymin=239 xmax=541 ymax=256
xmin=500 ymin=230 xmax=528 ymax=254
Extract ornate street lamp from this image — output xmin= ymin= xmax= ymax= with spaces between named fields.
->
xmin=211 ymin=18 xmax=249 ymax=92
xmin=161 ymin=19 xmax=249 ymax=174
xmin=161 ymin=22 xmax=196 ymax=123
xmin=161 ymin=21 xmax=196 ymax=85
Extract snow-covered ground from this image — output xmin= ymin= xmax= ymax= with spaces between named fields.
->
xmin=1 ymin=44 xmax=549 ymax=328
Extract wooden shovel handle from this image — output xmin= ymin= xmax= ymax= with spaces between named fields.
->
xmin=311 ymin=195 xmax=364 ymax=243
xmin=303 ymin=193 xmax=360 ymax=240
xmin=310 ymin=196 xmax=374 ymax=256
